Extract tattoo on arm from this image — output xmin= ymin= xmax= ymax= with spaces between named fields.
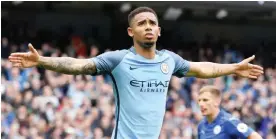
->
xmin=211 ymin=64 xmax=223 ymax=77
xmin=38 ymin=57 xmax=96 ymax=75
xmin=82 ymin=62 xmax=97 ymax=75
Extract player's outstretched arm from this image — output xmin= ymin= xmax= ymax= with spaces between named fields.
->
xmin=186 ymin=55 xmax=263 ymax=79
xmin=247 ymin=132 xmax=263 ymax=139
xmin=8 ymin=43 xmax=96 ymax=75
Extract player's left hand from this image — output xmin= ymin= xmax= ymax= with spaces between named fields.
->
xmin=234 ymin=55 xmax=264 ymax=79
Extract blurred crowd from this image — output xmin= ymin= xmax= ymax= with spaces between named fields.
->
xmin=1 ymin=34 xmax=276 ymax=139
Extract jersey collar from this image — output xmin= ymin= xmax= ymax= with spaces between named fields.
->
xmin=129 ymin=46 xmax=159 ymax=55
xmin=204 ymin=109 xmax=224 ymax=126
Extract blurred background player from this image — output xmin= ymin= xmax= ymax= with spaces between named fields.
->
xmin=197 ymin=85 xmax=263 ymax=139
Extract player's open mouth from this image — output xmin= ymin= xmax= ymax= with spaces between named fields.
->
xmin=201 ymin=108 xmax=207 ymax=113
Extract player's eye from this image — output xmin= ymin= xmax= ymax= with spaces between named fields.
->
xmin=137 ymin=21 xmax=145 ymax=26
xmin=150 ymin=21 xmax=156 ymax=25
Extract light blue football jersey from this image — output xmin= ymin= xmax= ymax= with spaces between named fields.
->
xmin=90 ymin=47 xmax=190 ymax=139
xmin=198 ymin=109 xmax=254 ymax=139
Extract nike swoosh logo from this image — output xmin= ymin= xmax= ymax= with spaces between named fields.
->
xmin=129 ymin=66 xmax=139 ymax=70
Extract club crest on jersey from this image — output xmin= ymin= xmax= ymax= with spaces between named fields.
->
xmin=160 ymin=63 xmax=169 ymax=74
xmin=237 ymin=123 xmax=248 ymax=133
xmin=213 ymin=125 xmax=221 ymax=135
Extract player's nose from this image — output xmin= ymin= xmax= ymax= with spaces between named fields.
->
xmin=198 ymin=102 xmax=204 ymax=107
xmin=145 ymin=27 xmax=152 ymax=32
xmin=145 ymin=23 xmax=152 ymax=31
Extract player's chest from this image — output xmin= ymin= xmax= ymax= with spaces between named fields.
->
xmin=118 ymin=61 xmax=173 ymax=80
xmin=199 ymin=125 xmax=229 ymax=139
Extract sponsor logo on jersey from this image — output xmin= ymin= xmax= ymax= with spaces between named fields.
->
xmin=130 ymin=79 xmax=169 ymax=93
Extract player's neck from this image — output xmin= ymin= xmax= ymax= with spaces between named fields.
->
xmin=133 ymin=43 xmax=156 ymax=59
xmin=207 ymin=109 xmax=220 ymax=123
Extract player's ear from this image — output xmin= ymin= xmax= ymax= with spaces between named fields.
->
xmin=215 ymin=98 xmax=221 ymax=107
xmin=215 ymin=102 xmax=219 ymax=107
xmin=127 ymin=27 xmax=134 ymax=37
xmin=158 ymin=27 xmax=161 ymax=36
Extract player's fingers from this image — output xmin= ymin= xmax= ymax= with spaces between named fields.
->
xmin=9 ymin=56 xmax=23 ymax=60
xmin=248 ymin=74 xmax=257 ymax=79
xmin=244 ymin=55 xmax=255 ymax=63
xmin=10 ymin=52 xmax=28 ymax=57
xmin=252 ymin=64 xmax=263 ymax=71
xmin=13 ymin=63 xmax=22 ymax=68
xmin=28 ymin=43 xmax=37 ymax=54
xmin=252 ymin=69 xmax=263 ymax=75
xmin=248 ymin=63 xmax=253 ymax=68
xmin=250 ymin=71 xmax=260 ymax=77
xmin=9 ymin=59 xmax=22 ymax=63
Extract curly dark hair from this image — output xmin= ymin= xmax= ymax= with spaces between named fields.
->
xmin=128 ymin=6 xmax=158 ymax=26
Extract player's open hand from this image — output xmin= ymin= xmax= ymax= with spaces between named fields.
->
xmin=8 ymin=43 xmax=40 ymax=68
xmin=235 ymin=55 xmax=264 ymax=79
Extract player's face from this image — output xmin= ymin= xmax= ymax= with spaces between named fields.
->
xmin=127 ymin=12 xmax=161 ymax=48
xmin=197 ymin=92 xmax=219 ymax=116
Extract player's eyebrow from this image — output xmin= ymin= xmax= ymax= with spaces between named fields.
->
xmin=149 ymin=20 xmax=157 ymax=24
xmin=137 ymin=20 xmax=146 ymax=25
xmin=136 ymin=18 xmax=157 ymax=25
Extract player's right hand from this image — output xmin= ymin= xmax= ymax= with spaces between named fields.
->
xmin=8 ymin=43 xmax=40 ymax=68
